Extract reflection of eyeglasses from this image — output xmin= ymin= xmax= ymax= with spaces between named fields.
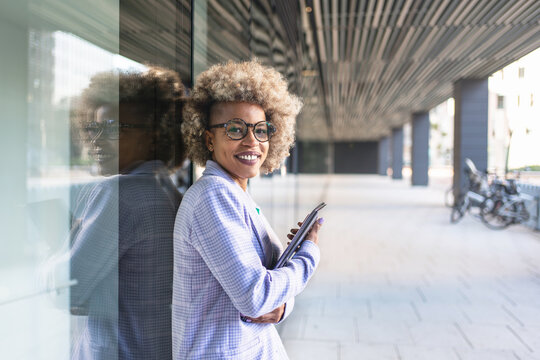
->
xmin=82 ymin=119 xmax=149 ymax=140
xmin=208 ymin=118 xmax=276 ymax=142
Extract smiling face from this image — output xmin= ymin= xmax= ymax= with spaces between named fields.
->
xmin=87 ymin=104 xmax=153 ymax=176
xmin=205 ymin=102 xmax=269 ymax=190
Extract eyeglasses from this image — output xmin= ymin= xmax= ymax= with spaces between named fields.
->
xmin=82 ymin=119 xmax=149 ymax=140
xmin=208 ymin=118 xmax=276 ymax=142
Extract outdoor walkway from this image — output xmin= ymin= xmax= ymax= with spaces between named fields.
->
xmin=251 ymin=174 xmax=540 ymax=360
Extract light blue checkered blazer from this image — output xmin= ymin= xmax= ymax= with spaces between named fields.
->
xmin=70 ymin=161 xmax=181 ymax=360
xmin=172 ymin=160 xmax=320 ymax=359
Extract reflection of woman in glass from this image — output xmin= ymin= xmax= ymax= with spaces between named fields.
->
xmin=70 ymin=66 xmax=184 ymax=360
xmin=173 ymin=61 xmax=323 ymax=359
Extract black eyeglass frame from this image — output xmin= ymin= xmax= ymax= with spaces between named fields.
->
xmin=208 ymin=118 xmax=276 ymax=143
xmin=82 ymin=120 xmax=150 ymax=140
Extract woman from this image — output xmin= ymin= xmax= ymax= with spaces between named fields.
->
xmin=173 ymin=60 xmax=323 ymax=359
xmin=68 ymin=66 xmax=184 ymax=359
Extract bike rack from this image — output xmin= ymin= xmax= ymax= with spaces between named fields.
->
xmin=519 ymin=183 xmax=540 ymax=231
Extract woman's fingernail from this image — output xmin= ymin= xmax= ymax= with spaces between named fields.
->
xmin=317 ymin=217 xmax=325 ymax=224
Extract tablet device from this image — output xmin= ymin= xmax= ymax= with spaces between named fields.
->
xmin=273 ymin=202 xmax=326 ymax=269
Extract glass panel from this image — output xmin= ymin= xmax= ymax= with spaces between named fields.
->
xmin=0 ymin=1 xmax=190 ymax=358
xmin=0 ymin=2 xmax=120 ymax=358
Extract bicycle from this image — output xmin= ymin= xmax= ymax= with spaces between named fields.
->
xmin=450 ymin=158 xmax=489 ymax=224
xmin=480 ymin=178 xmax=533 ymax=230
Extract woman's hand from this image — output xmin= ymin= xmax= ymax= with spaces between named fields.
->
xmin=244 ymin=304 xmax=285 ymax=323
xmin=287 ymin=218 xmax=323 ymax=246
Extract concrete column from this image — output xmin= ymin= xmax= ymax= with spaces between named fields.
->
xmin=411 ymin=112 xmax=430 ymax=186
xmin=391 ymin=127 xmax=404 ymax=179
xmin=453 ymin=79 xmax=488 ymax=193
xmin=378 ymin=136 xmax=390 ymax=175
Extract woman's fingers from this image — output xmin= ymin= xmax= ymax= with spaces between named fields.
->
xmin=244 ymin=304 xmax=285 ymax=324
xmin=305 ymin=217 xmax=324 ymax=245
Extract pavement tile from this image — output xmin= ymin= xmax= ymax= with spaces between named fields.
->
xmin=505 ymin=305 xmax=540 ymax=327
xmin=507 ymin=325 xmax=540 ymax=352
xmin=370 ymin=302 xmax=421 ymax=322
xmin=322 ymin=297 xmax=370 ymax=318
xmin=283 ymin=340 xmax=338 ymax=360
xmin=514 ymin=351 xmax=540 ymax=360
xmin=459 ymin=304 xmax=519 ymax=326
xmin=300 ymin=280 xmax=339 ymax=300
xmin=458 ymin=324 xmax=530 ymax=352
xmin=408 ymin=323 xmax=471 ymax=349
xmin=339 ymin=282 xmax=386 ymax=300
xmin=277 ymin=311 xmax=304 ymax=339
xmin=356 ymin=320 xmax=415 ymax=345
xmin=290 ymin=296 xmax=325 ymax=316
xmin=340 ymin=342 xmax=398 ymax=360
xmin=376 ymin=285 xmax=425 ymax=304
xmin=397 ymin=345 xmax=460 ymax=360
xmin=303 ymin=315 xmax=356 ymax=342
xmin=456 ymin=349 xmax=522 ymax=360
xmin=460 ymin=284 xmax=512 ymax=307
xmin=502 ymin=283 xmax=540 ymax=307
xmin=415 ymin=284 xmax=470 ymax=305
xmin=414 ymin=303 xmax=469 ymax=323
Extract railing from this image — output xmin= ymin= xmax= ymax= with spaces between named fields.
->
xmin=518 ymin=183 xmax=540 ymax=231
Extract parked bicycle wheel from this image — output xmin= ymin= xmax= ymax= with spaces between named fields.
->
xmin=450 ymin=194 xmax=468 ymax=223
xmin=480 ymin=198 xmax=512 ymax=230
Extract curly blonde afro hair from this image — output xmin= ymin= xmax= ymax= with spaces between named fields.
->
xmin=77 ymin=66 xmax=185 ymax=169
xmin=182 ymin=60 xmax=302 ymax=173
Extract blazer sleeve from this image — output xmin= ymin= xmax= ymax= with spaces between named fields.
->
xmin=190 ymin=181 xmax=320 ymax=318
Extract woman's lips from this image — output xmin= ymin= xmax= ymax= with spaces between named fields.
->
xmin=235 ymin=152 xmax=260 ymax=165
xmin=90 ymin=148 xmax=115 ymax=163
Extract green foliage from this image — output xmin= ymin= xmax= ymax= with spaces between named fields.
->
xmin=511 ymin=165 xmax=540 ymax=171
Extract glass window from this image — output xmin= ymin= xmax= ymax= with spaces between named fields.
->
xmin=497 ymin=95 xmax=504 ymax=109
xmin=1 ymin=1 xmax=190 ymax=358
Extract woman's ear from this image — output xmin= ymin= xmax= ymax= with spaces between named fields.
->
xmin=205 ymin=130 xmax=214 ymax=152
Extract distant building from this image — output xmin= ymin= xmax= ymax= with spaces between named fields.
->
xmin=488 ymin=48 xmax=540 ymax=173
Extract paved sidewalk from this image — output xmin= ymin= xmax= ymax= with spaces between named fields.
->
xmin=251 ymin=174 xmax=540 ymax=360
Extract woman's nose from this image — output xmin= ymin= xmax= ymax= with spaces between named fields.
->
xmin=89 ymin=127 xmax=105 ymax=144
xmin=242 ymin=127 xmax=259 ymax=145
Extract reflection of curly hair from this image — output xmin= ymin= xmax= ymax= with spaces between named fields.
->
xmin=77 ymin=66 xmax=185 ymax=169
xmin=182 ymin=60 xmax=302 ymax=173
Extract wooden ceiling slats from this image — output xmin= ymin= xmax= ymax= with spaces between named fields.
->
xmin=296 ymin=0 xmax=539 ymax=140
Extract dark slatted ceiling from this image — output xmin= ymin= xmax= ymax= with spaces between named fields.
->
xmin=297 ymin=0 xmax=540 ymax=141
